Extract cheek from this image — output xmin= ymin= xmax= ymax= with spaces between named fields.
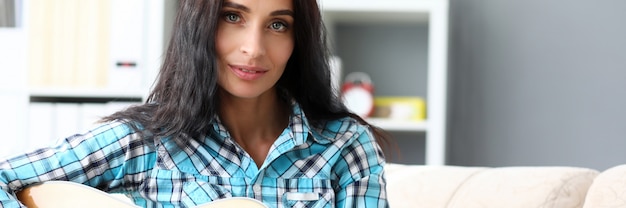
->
xmin=270 ymin=38 xmax=295 ymax=68
xmin=215 ymin=31 xmax=230 ymax=86
xmin=215 ymin=25 xmax=236 ymax=59
xmin=215 ymin=33 xmax=228 ymax=58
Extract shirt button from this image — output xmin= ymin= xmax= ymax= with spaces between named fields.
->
xmin=253 ymin=185 xmax=262 ymax=193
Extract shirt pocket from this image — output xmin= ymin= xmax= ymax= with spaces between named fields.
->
xmin=182 ymin=178 xmax=234 ymax=205
xmin=277 ymin=178 xmax=335 ymax=208
xmin=148 ymin=168 xmax=244 ymax=206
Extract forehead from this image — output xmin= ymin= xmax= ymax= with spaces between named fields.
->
xmin=222 ymin=0 xmax=293 ymax=11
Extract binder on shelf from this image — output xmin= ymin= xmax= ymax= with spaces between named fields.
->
xmin=53 ymin=103 xmax=81 ymax=142
xmin=109 ymin=0 xmax=145 ymax=91
xmin=27 ymin=0 xmax=52 ymax=87
xmin=27 ymin=102 xmax=55 ymax=151
xmin=28 ymin=0 xmax=108 ymax=88
xmin=79 ymin=101 xmax=139 ymax=132
xmin=27 ymin=0 xmax=146 ymax=92
xmin=105 ymin=101 xmax=140 ymax=116
xmin=0 ymin=95 xmax=27 ymax=157
xmin=27 ymin=101 xmax=140 ymax=151
xmin=0 ymin=28 xmax=27 ymax=90
xmin=74 ymin=0 xmax=110 ymax=88
xmin=79 ymin=103 xmax=108 ymax=132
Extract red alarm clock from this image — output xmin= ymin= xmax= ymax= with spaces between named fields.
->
xmin=341 ymin=72 xmax=374 ymax=118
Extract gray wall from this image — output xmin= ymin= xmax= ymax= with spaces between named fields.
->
xmin=448 ymin=0 xmax=626 ymax=171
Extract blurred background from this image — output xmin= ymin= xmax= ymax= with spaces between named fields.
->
xmin=0 ymin=0 xmax=625 ymax=171
xmin=447 ymin=0 xmax=626 ymax=171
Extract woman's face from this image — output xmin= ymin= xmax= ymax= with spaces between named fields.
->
xmin=216 ymin=0 xmax=294 ymax=99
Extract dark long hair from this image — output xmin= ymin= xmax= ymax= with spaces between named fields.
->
xmin=103 ymin=0 xmax=391 ymax=150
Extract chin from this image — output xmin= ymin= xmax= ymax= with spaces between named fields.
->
xmin=226 ymin=89 xmax=267 ymax=99
xmin=220 ymin=83 xmax=276 ymax=100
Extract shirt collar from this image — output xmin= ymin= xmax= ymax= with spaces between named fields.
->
xmin=211 ymin=101 xmax=335 ymax=145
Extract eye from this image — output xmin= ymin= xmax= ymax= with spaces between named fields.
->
xmin=269 ymin=21 xmax=288 ymax=32
xmin=224 ymin=13 xmax=241 ymax=23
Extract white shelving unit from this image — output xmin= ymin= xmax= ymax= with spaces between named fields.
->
xmin=320 ymin=0 xmax=449 ymax=165
xmin=0 ymin=0 xmax=171 ymax=157
xmin=0 ymin=26 xmax=29 ymax=157
xmin=367 ymin=118 xmax=428 ymax=132
xmin=28 ymin=88 xmax=146 ymax=99
xmin=20 ymin=0 xmax=161 ymax=101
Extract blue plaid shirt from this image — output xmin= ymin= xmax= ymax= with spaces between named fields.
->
xmin=0 ymin=103 xmax=387 ymax=208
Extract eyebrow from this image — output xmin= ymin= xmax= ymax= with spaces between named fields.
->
xmin=271 ymin=9 xmax=294 ymax=17
xmin=222 ymin=2 xmax=294 ymax=17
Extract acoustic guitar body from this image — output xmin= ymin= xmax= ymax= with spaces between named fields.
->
xmin=17 ymin=181 xmax=268 ymax=208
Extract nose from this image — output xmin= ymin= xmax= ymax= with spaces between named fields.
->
xmin=239 ymin=27 xmax=266 ymax=58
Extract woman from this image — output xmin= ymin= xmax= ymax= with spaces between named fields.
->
xmin=0 ymin=0 xmax=389 ymax=207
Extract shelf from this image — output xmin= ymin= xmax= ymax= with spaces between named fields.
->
xmin=29 ymin=88 xmax=146 ymax=100
xmin=322 ymin=0 xmax=449 ymax=165
xmin=320 ymin=0 xmax=439 ymax=12
xmin=320 ymin=0 xmax=436 ymax=23
xmin=366 ymin=118 xmax=427 ymax=132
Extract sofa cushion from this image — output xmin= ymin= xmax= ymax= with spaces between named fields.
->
xmin=385 ymin=163 xmax=599 ymax=208
xmin=385 ymin=163 xmax=487 ymax=208
xmin=447 ymin=166 xmax=598 ymax=208
xmin=583 ymin=164 xmax=626 ymax=207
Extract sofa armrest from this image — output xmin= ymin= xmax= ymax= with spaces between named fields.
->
xmin=584 ymin=164 xmax=626 ymax=207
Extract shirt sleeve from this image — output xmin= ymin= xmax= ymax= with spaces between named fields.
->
xmin=0 ymin=122 xmax=151 ymax=207
xmin=334 ymin=127 xmax=389 ymax=208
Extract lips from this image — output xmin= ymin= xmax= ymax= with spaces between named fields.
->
xmin=229 ymin=64 xmax=268 ymax=81
xmin=240 ymin=68 xmax=260 ymax=73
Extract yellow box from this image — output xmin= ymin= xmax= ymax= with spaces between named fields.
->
xmin=373 ymin=96 xmax=426 ymax=121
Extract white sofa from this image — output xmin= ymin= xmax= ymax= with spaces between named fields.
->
xmin=385 ymin=163 xmax=626 ymax=208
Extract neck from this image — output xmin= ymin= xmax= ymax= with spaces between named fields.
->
xmin=219 ymin=91 xmax=289 ymax=136
xmin=218 ymin=88 xmax=289 ymax=146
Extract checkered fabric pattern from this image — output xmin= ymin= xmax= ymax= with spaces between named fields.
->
xmin=0 ymin=103 xmax=387 ymax=208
